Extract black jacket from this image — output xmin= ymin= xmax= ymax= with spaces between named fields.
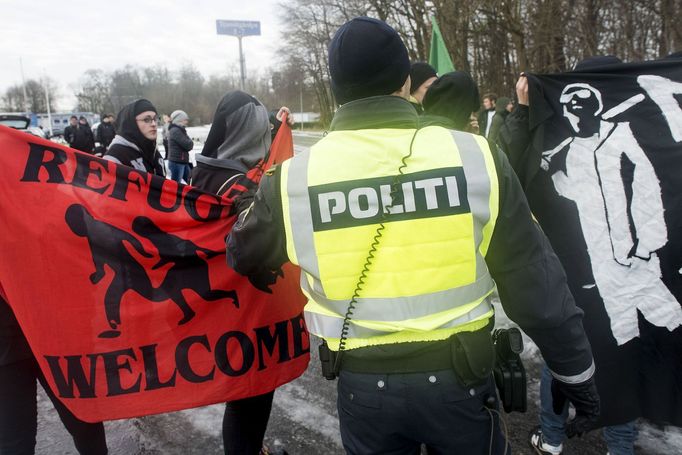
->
xmin=97 ymin=122 xmax=116 ymax=148
xmin=497 ymin=105 xmax=534 ymax=187
xmin=0 ymin=296 xmax=32 ymax=366
xmin=227 ymin=95 xmax=594 ymax=380
xmin=65 ymin=124 xmax=95 ymax=153
xmin=167 ymin=124 xmax=194 ymax=163
xmin=105 ymin=136 xmax=166 ymax=176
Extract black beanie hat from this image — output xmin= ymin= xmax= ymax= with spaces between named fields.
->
xmin=115 ymin=98 xmax=158 ymax=156
xmin=328 ymin=17 xmax=410 ymax=105
xmin=409 ymin=62 xmax=437 ymax=94
xmin=132 ymin=98 xmax=157 ymax=116
xmin=423 ymin=71 xmax=480 ymax=131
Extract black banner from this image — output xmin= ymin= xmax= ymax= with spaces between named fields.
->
xmin=522 ymin=59 xmax=682 ymax=426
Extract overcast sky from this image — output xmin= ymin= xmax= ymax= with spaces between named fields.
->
xmin=0 ymin=0 xmax=283 ymax=110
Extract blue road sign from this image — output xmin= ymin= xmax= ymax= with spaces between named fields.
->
xmin=216 ymin=20 xmax=261 ymax=37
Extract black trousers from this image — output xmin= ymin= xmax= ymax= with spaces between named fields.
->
xmin=0 ymin=358 xmax=107 ymax=455
xmin=223 ymin=391 xmax=274 ymax=455
xmin=337 ymin=369 xmax=509 ymax=455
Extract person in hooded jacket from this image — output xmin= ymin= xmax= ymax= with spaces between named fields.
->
xmin=191 ymin=92 xmax=272 ymax=455
xmin=191 ymin=91 xmax=292 ymax=455
xmin=191 ymin=92 xmax=271 ymax=197
xmin=167 ymin=110 xmax=194 ymax=183
xmin=103 ymin=99 xmax=166 ymax=176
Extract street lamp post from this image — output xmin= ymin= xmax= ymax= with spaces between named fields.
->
xmin=43 ymin=75 xmax=53 ymax=137
xmin=299 ymin=82 xmax=304 ymax=131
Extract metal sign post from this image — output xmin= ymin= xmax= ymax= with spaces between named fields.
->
xmin=216 ymin=20 xmax=261 ymax=91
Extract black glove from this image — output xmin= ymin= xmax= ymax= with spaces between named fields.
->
xmin=247 ymin=268 xmax=284 ymax=294
xmin=551 ymin=376 xmax=601 ymax=438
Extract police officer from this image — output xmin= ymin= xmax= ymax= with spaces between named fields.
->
xmin=227 ymin=17 xmax=600 ymax=454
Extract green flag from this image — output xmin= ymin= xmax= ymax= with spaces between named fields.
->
xmin=429 ymin=17 xmax=455 ymax=74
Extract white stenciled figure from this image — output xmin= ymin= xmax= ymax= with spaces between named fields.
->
xmin=541 ymin=83 xmax=682 ymax=345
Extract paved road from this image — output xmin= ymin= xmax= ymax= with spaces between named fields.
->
xmin=35 ymin=132 xmax=679 ymax=454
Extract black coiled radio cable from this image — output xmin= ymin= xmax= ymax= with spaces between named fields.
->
xmin=332 ymin=128 xmax=420 ymax=374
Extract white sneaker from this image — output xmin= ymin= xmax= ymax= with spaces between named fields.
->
xmin=529 ymin=426 xmax=563 ymax=454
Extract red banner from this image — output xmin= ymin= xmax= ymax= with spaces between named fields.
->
xmin=0 ymin=125 xmax=309 ymax=422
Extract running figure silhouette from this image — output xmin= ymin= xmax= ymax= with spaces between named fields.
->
xmin=132 ymin=216 xmax=239 ymax=325
xmin=65 ymin=204 xmax=239 ymax=338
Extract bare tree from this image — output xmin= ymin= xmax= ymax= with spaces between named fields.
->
xmin=2 ymin=78 xmax=58 ymax=112
xmin=75 ymin=70 xmax=114 ymax=114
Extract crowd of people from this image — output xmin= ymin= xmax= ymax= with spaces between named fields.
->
xmin=3 ymin=14 xmax=679 ymax=455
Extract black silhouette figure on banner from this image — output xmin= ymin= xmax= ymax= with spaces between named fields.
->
xmin=65 ymin=204 xmax=157 ymax=338
xmin=132 ymin=216 xmax=239 ymax=324
xmin=65 ymin=205 xmax=239 ymax=338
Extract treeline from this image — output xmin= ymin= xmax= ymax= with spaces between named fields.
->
xmin=1 ymin=63 xmax=318 ymax=126
xmin=72 ymin=64 xmax=317 ymax=125
xmin=2 ymin=78 xmax=59 ymax=113
xmin=278 ymin=0 xmax=682 ymax=126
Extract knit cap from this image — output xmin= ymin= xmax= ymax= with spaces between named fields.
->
xmin=409 ymin=62 xmax=437 ymax=94
xmin=171 ymin=110 xmax=189 ymax=125
xmin=328 ymin=17 xmax=410 ymax=104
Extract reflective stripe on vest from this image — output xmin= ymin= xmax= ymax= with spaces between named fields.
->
xmin=280 ymin=126 xmax=499 ymax=345
xmin=304 ymin=295 xmax=494 ymax=340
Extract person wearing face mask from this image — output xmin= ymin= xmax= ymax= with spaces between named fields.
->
xmin=103 ymin=99 xmax=166 ymax=176
xmin=190 ymin=91 xmax=288 ymax=455
xmin=191 ymin=92 xmax=271 ymax=198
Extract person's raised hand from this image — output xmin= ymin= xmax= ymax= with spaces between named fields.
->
xmin=277 ymin=106 xmax=295 ymax=126
xmin=516 ymin=74 xmax=529 ymax=106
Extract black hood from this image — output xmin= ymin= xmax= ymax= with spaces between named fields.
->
xmin=115 ymin=99 xmax=158 ymax=156
xmin=199 ymin=91 xmax=270 ymax=171
xmin=422 ymin=71 xmax=480 ymax=131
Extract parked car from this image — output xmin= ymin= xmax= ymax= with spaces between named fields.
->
xmin=0 ymin=114 xmax=30 ymax=130
xmin=0 ymin=114 xmax=47 ymax=139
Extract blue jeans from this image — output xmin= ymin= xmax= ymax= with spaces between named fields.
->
xmin=540 ymin=365 xmax=636 ymax=455
xmin=168 ymin=161 xmax=191 ymax=183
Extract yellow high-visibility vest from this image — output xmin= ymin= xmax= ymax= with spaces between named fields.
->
xmin=280 ymin=126 xmax=499 ymax=350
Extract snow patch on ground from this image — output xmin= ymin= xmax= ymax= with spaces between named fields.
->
xmin=637 ymin=423 xmax=682 ymax=454
xmin=273 ymin=382 xmax=343 ymax=448
xmin=175 ymin=404 xmax=224 ymax=439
